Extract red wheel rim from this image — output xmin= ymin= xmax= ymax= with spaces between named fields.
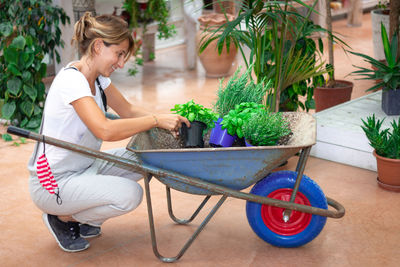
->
xmin=261 ymin=189 xmax=312 ymax=236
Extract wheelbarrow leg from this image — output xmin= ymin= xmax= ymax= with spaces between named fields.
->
xmin=144 ymin=174 xmax=227 ymax=263
xmin=282 ymin=146 xmax=311 ymax=222
xmin=166 ymin=186 xmax=211 ymax=225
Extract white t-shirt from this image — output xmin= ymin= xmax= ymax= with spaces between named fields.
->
xmin=37 ymin=64 xmax=111 ymax=171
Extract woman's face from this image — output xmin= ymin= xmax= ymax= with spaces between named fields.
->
xmin=96 ymin=39 xmax=130 ymax=77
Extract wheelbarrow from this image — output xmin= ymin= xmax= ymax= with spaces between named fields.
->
xmin=7 ymin=112 xmax=345 ymax=263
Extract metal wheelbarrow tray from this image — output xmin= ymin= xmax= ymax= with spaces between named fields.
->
xmin=7 ymin=112 xmax=345 ymax=263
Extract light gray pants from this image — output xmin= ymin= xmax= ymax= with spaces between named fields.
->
xmin=29 ymin=148 xmax=143 ymax=226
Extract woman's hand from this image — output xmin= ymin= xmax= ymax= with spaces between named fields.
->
xmin=155 ymin=114 xmax=191 ymax=137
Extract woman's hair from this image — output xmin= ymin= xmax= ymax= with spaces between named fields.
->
xmin=72 ymin=12 xmax=134 ymax=62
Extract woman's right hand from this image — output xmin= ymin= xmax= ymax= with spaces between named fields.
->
xmin=154 ymin=114 xmax=191 ymax=136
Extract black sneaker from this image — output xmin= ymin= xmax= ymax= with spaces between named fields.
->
xmin=80 ymin=224 xmax=101 ymax=238
xmin=42 ymin=214 xmax=90 ymax=252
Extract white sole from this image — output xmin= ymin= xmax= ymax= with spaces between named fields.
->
xmin=42 ymin=214 xmax=90 ymax=253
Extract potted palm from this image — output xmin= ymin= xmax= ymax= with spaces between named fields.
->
xmin=199 ymin=0 xmax=328 ymax=112
xmin=313 ymin=0 xmax=353 ymax=112
xmin=361 ymin=114 xmax=400 ymax=191
xmin=171 ymin=100 xmax=219 ymax=148
xmin=350 ymin=23 xmax=400 ymax=115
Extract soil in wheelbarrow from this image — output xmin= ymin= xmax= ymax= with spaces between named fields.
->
xmin=152 ymin=112 xmax=302 ymax=149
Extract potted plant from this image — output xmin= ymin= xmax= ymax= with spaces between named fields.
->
xmin=196 ymin=12 xmax=237 ymax=78
xmin=361 ymin=114 xmax=400 ymax=191
xmin=199 ymin=0 xmax=328 ymax=112
xmin=209 ymin=67 xmax=271 ymax=147
xmin=242 ymin=109 xmax=291 ymax=146
xmin=313 ymin=0 xmax=353 ymax=112
xmin=0 ymin=0 xmax=69 ymax=131
xmin=171 ymin=100 xmax=219 ymax=148
xmin=350 ymin=23 xmax=400 ymax=115
xmin=121 ymin=0 xmax=176 ymax=74
xmin=219 ymin=102 xmax=265 ymax=142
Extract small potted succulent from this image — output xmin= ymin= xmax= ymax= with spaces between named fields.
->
xmin=361 ymin=114 xmax=400 ymax=191
xmin=350 ymin=23 xmax=400 ymax=115
xmin=242 ymin=109 xmax=291 ymax=146
xmin=171 ymin=100 xmax=219 ymax=148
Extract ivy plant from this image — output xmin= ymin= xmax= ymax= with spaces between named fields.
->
xmin=0 ymin=0 xmax=69 ymax=131
xmin=171 ymin=100 xmax=219 ymax=131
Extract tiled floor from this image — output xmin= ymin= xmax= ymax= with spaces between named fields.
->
xmin=1 ymin=12 xmax=400 ymax=267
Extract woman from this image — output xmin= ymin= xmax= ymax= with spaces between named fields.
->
xmin=27 ymin=12 xmax=190 ymax=252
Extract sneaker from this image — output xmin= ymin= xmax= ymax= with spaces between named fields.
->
xmin=42 ymin=214 xmax=90 ymax=252
xmin=80 ymin=224 xmax=101 ymax=238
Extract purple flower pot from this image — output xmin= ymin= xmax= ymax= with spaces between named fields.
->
xmin=245 ymin=139 xmax=253 ymax=147
xmin=209 ymin=118 xmax=237 ymax=147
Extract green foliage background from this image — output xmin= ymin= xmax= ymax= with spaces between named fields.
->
xmin=0 ymin=0 xmax=69 ymax=130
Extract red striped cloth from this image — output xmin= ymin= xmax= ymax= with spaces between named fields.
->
xmin=36 ymin=154 xmax=58 ymax=194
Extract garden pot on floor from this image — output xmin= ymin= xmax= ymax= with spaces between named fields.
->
xmin=196 ymin=13 xmax=237 ymax=78
xmin=374 ymin=150 xmax=400 ymax=192
xmin=314 ymin=80 xmax=353 ymax=112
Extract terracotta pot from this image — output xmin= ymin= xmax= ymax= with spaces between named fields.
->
xmin=314 ymin=80 xmax=353 ymax=112
xmin=374 ymin=150 xmax=400 ymax=192
xmin=213 ymin=0 xmax=235 ymax=15
xmin=196 ymin=13 xmax=237 ymax=78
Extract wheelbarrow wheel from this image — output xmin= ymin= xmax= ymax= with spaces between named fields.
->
xmin=246 ymin=170 xmax=328 ymax=248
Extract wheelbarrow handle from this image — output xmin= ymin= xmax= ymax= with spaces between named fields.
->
xmin=7 ymin=126 xmax=31 ymax=138
xmin=7 ymin=126 xmax=143 ymax=172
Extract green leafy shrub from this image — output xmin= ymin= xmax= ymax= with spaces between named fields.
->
xmin=221 ymin=102 xmax=265 ymax=138
xmin=171 ymin=100 xmax=219 ymax=131
xmin=243 ymin=110 xmax=291 ymax=146
xmin=0 ymin=0 xmax=69 ymax=130
xmin=214 ymin=67 xmax=271 ymax=117
xmin=361 ymin=114 xmax=400 ymax=159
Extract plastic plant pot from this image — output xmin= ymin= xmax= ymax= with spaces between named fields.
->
xmin=209 ymin=118 xmax=237 ymax=147
xmin=180 ymin=121 xmax=207 ymax=148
